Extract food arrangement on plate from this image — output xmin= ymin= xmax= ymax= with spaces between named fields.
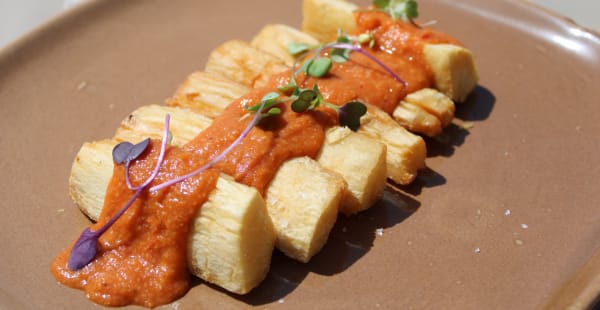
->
xmin=50 ymin=0 xmax=479 ymax=307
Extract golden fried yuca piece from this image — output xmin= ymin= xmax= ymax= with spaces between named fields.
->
xmin=114 ymin=104 xmax=347 ymax=262
xmin=359 ymin=104 xmax=426 ymax=184
xmin=265 ymin=156 xmax=345 ymax=261
xmin=249 ymin=24 xmax=454 ymax=137
xmin=118 ymin=103 xmax=383 ymax=216
xmin=301 ymin=0 xmax=479 ymax=102
xmin=168 ymin=71 xmax=251 ymax=119
xmin=205 ymin=40 xmax=288 ymax=89
xmin=188 ymin=173 xmax=275 ymax=294
xmin=203 ymin=40 xmax=425 ymax=183
xmin=169 ymin=74 xmax=389 ymax=212
xmin=251 ymin=24 xmax=319 ymax=67
xmin=422 ymin=44 xmax=479 ymax=102
xmin=302 ymin=0 xmax=357 ymax=42
xmin=69 ymin=140 xmax=116 ymax=220
xmin=205 ymin=42 xmax=275 ymax=86
xmin=115 ymin=105 xmax=210 ymax=146
xmin=69 ymin=140 xmax=276 ymax=294
xmin=393 ymin=101 xmax=442 ymax=137
xmin=317 ymin=126 xmax=387 ymax=214
xmin=250 ymin=24 xmax=320 ymax=66
xmin=173 ymin=70 xmax=425 ymax=185
xmin=253 ymin=26 xmax=454 ymax=138
xmin=404 ymin=88 xmax=455 ymax=127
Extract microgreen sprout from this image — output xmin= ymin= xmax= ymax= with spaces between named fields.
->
xmin=372 ymin=0 xmax=419 ymax=23
xmin=280 ymin=34 xmax=408 ymax=131
xmin=284 ymin=83 xmax=367 ymax=131
xmin=285 ymin=35 xmax=406 ymax=91
xmin=244 ymin=91 xmax=282 ymax=121
xmin=112 ymin=138 xmax=150 ymax=166
xmin=68 ymin=91 xmax=279 ymax=270
xmin=149 ymin=92 xmax=275 ymax=192
xmin=338 ymin=101 xmax=367 ymax=131
xmin=68 ymin=114 xmax=171 ymax=270
xmin=287 ymin=42 xmax=316 ymax=56
xmin=326 ymin=42 xmax=406 ymax=85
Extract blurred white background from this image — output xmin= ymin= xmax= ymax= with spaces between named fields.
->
xmin=0 ymin=0 xmax=87 ymax=48
xmin=0 ymin=0 xmax=599 ymax=49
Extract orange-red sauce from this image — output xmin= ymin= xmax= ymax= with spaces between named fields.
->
xmin=51 ymin=89 xmax=331 ymax=307
xmin=52 ymin=11 xmax=461 ymax=308
xmin=270 ymin=12 xmax=461 ymax=114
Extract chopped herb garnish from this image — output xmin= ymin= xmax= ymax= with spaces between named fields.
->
xmin=68 ymin=115 xmax=171 ymax=270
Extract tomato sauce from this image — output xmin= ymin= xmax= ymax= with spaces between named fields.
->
xmin=51 ymin=11 xmax=461 ymax=308
xmin=271 ymin=12 xmax=461 ymax=115
xmin=51 ymin=89 xmax=331 ymax=307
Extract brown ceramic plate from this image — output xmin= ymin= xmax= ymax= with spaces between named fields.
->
xmin=1 ymin=0 xmax=599 ymax=309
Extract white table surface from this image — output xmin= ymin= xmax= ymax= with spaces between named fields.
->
xmin=0 ymin=0 xmax=599 ymax=49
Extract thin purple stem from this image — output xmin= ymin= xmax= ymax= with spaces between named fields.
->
xmin=149 ymin=99 xmax=266 ymax=192
xmin=67 ymin=114 xmax=171 ymax=270
xmin=125 ymin=164 xmax=134 ymax=189
xmin=125 ymin=115 xmax=171 ymax=191
xmin=94 ymin=188 xmax=144 ymax=235
xmin=325 ymin=43 xmax=407 ymax=88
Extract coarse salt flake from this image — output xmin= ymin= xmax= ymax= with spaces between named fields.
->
xmin=279 ymin=220 xmax=289 ymax=228
xmin=77 ymin=81 xmax=87 ymax=91
xmin=376 ymin=228 xmax=384 ymax=236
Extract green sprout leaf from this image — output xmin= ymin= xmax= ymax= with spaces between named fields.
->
xmin=299 ymin=89 xmax=318 ymax=102
xmin=339 ymin=101 xmax=367 ymax=131
xmin=261 ymin=91 xmax=280 ymax=103
xmin=373 ymin=0 xmax=390 ymax=9
xmin=306 ymin=57 xmax=332 ymax=78
xmin=244 ymin=91 xmax=282 ymax=122
xmin=336 ymin=35 xmax=351 ymax=44
xmin=372 ymin=0 xmax=419 ymax=21
xmin=291 ymin=89 xmax=318 ymax=112
xmin=330 ymin=54 xmax=348 ymax=63
xmin=246 ymin=92 xmax=280 ymax=112
xmin=405 ymin=0 xmax=418 ymax=19
xmin=278 ymin=79 xmax=297 ymax=95
xmin=288 ymin=42 xmax=312 ymax=55
xmin=330 ymin=47 xmax=351 ymax=63
xmin=265 ymin=107 xmax=281 ymax=116
xmin=291 ymin=98 xmax=311 ymax=112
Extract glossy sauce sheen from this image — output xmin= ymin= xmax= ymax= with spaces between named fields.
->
xmin=52 ymin=12 xmax=459 ymax=307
